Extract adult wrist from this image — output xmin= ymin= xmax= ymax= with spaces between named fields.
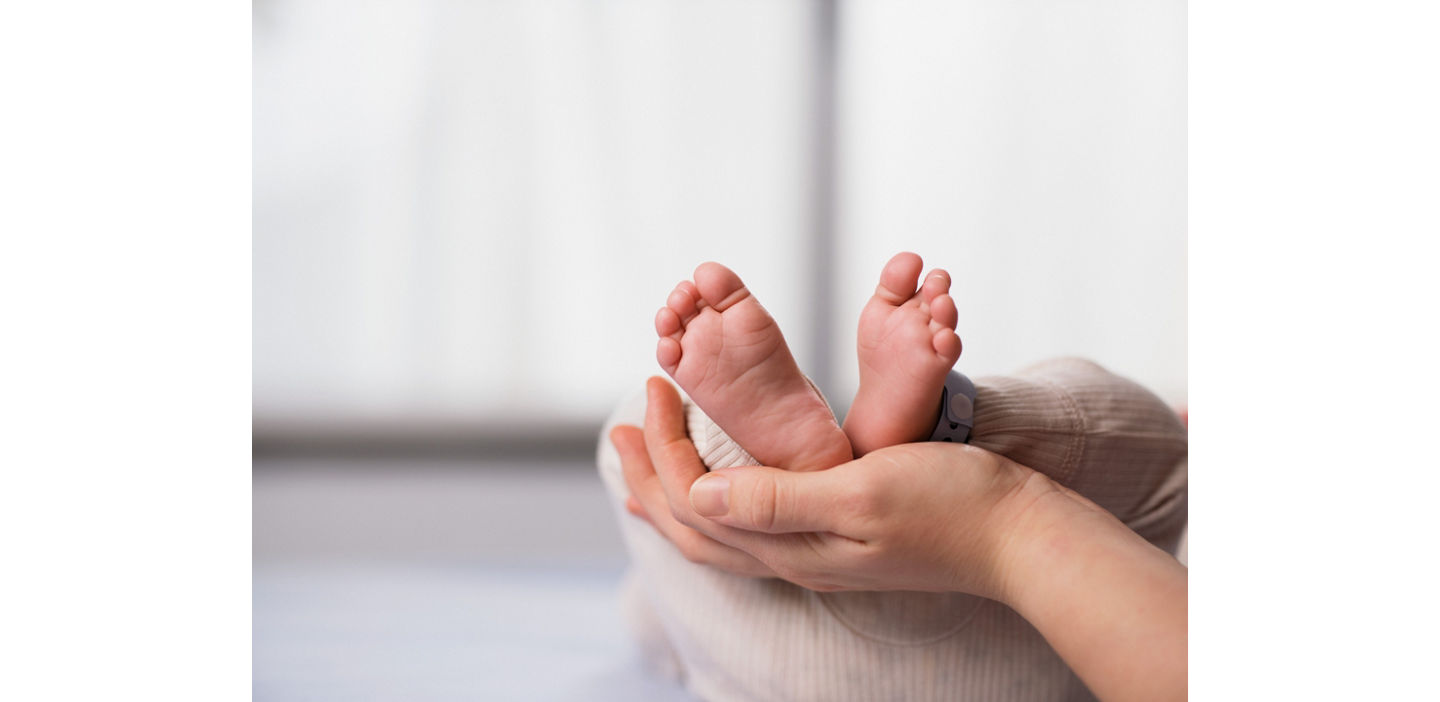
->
xmin=983 ymin=469 xmax=1111 ymax=612
xmin=986 ymin=479 xmax=1188 ymax=702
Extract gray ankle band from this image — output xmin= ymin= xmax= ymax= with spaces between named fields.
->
xmin=929 ymin=370 xmax=976 ymax=444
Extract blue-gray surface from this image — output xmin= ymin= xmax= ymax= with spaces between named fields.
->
xmin=254 ymin=563 xmax=691 ymax=701
xmin=254 ymin=458 xmax=693 ymax=701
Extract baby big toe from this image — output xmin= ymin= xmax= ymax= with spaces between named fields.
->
xmin=875 ymin=252 xmax=923 ymax=305
xmin=692 ymin=262 xmax=751 ymax=312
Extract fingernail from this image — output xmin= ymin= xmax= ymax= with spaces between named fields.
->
xmin=690 ymin=474 xmax=730 ymax=516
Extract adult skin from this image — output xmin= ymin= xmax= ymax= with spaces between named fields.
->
xmin=611 ymin=377 xmax=1187 ymax=702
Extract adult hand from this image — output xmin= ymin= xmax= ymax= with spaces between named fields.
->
xmin=611 ymin=376 xmax=1040 ymax=600
xmin=612 ymin=376 xmax=1188 ymax=702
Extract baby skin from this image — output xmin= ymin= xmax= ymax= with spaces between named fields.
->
xmin=654 ymin=252 xmax=962 ymax=471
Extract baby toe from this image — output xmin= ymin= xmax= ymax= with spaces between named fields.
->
xmin=656 ymin=337 xmax=683 ymax=374
xmin=920 ymin=269 xmax=951 ymax=303
xmin=930 ymin=293 xmax=958 ymax=330
xmin=656 ymin=306 xmax=682 ymax=338
xmin=874 ymin=252 xmax=924 ymax=305
xmin=692 ymin=262 xmax=751 ymax=311
xmin=932 ymin=329 xmax=962 ymax=362
xmin=667 ymin=282 xmax=702 ymax=322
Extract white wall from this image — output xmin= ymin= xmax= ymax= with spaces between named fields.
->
xmin=253 ymin=0 xmax=1187 ymax=429
xmin=833 ymin=0 xmax=1187 ymax=405
xmin=254 ymin=0 xmax=818 ymax=425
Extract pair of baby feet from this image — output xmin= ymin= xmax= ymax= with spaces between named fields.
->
xmin=654 ymin=252 xmax=962 ymax=472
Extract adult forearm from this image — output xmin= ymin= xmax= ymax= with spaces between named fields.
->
xmin=993 ymin=476 xmax=1188 ymax=702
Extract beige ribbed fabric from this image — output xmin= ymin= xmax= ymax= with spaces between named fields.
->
xmin=596 ymin=358 xmax=1187 ymax=701
xmin=684 ymin=375 xmax=830 ymax=470
xmin=685 ymin=393 xmax=760 ymax=468
xmin=968 ymin=359 xmax=1189 ymax=552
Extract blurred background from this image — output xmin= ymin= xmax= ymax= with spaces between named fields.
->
xmin=253 ymin=0 xmax=1184 ymax=698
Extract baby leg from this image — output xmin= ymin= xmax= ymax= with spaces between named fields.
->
xmin=969 ymin=358 xmax=1188 ymax=552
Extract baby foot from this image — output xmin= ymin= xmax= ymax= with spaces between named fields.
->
xmin=655 ymin=262 xmax=852 ymax=472
xmin=843 ymin=252 xmax=963 ymax=456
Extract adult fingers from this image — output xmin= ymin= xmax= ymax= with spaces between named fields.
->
xmin=624 ymin=496 xmax=651 ymax=525
xmin=639 ymin=377 xmax=714 ymax=529
xmin=678 ymin=461 xmax=878 ymax=585
xmin=688 ymin=464 xmax=862 ymax=535
xmin=640 ymin=377 xmax=708 ymax=490
xmin=627 ymin=379 xmax=858 ymax=582
xmin=611 ymin=424 xmax=778 ymax=578
xmin=612 ymin=424 xmax=664 ymax=513
xmin=635 ymin=378 xmax=795 ymax=539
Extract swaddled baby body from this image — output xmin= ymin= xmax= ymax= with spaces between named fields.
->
xmin=597 ymin=253 xmax=1187 ymax=701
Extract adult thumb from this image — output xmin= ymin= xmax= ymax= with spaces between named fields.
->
xmin=689 ymin=465 xmax=847 ymax=534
